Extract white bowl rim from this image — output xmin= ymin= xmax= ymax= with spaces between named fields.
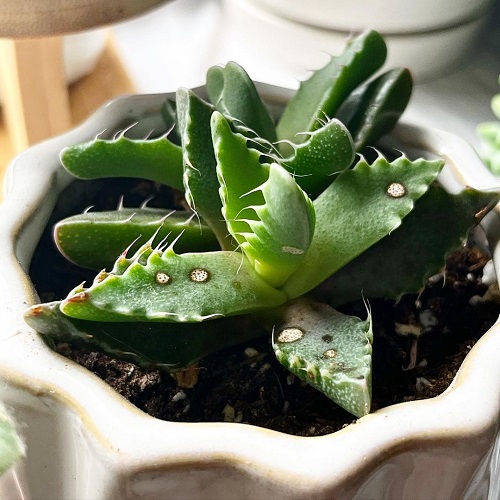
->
xmin=246 ymin=0 xmax=494 ymax=34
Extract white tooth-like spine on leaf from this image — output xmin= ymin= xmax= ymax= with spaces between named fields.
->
xmin=212 ymin=111 xmax=315 ymax=288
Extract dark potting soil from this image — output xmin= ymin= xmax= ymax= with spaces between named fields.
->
xmin=51 ymin=246 xmax=500 ymax=437
xmin=30 ymin=179 xmax=500 ymax=437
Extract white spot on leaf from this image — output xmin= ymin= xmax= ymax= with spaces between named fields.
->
xmin=155 ymin=272 xmax=172 ymax=285
xmin=277 ymin=327 xmax=304 ymax=343
xmin=189 ymin=268 xmax=210 ymax=283
xmin=323 ymin=349 xmax=337 ymax=359
xmin=386 ymin=182 xmax=406 ymax=198
xmin=282 ymin=246 xmax=305 ymax=255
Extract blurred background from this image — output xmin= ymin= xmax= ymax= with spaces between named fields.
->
xmin=0 ymin=0 xmax=499 ymax=179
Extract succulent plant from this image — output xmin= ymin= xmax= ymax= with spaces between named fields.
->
xmin=477 ymin=75 xmax=500 ymax=174
xmin=24 ymin=31 xmax=500 ymax=418
xmin=0 ymin=404 xmax=24 ymax=477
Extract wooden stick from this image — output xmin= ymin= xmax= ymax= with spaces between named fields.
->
xmin=0 ymin=36 xmax=71 ymax=153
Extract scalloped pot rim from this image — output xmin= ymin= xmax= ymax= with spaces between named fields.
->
xmin=0 ymin=87 xmax=499 ymax=498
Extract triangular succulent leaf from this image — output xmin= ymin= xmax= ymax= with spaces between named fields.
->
xmin=59 ymin=242 xmax=287 ymax=322
xmin=282 ymin=154 xmax=444 ymax=298
xmin=212 ymin=111 xmax=315 ymax=287
xmin=272 ymin=298 xmax=372 ymax=418
xmin=327 ymin=186 xmax=500 ymax=305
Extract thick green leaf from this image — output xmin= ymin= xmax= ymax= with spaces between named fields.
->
xmin=282 ymin=154 xmax=444 ymax=298
xmin=59 ymin=243 xmax=287 ymax=322
xmin=492 ymin=92 xmax=500 ymax=119
xmin=25 ymin=301 xmax=264 ymax=371
xmin=272 ymin=298 xmax=372 ymax=418
xmin=276 ymin=30 xmax=387 ymax=146
xmin=54 ymin=208 xmax=219 ymax=270
xmin=477 ymin=121 xmax=500 ymax=174
xmin=176 ymin=88 xmax=232 ymax=248
xmin=477 ymin=121 xmax=500 ymax=148
xmin=281 ymin=118 xmax=354 ymax=197
xmin=61 ymin=136 xmax=184 ymax=191
xmin=336 ymin=68 xmax=413 ymax=151
xmin=0 ymin=404 xmax=24 ymax=476
xmin=207 ymin=61 xmax=276 ymax=142
xmin=160 ymin=98 xmax=180 ymax=143
xmin=212 ymin=112 xmax=315 ymax=287
xmin=327 ymin=186 xmax=500 ymax=305
xmin=486 ymin=151 xmax=500 ymax=174
xmin=477 ymin=78 xmax=500 ymax=173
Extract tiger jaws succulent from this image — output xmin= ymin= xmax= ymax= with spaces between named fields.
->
xmin=24 ymin=30 xmax=500 ymax=418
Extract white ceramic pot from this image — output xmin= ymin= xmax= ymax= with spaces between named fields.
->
xmin=63 ymin=29 xmax=108 ymax=85
xmin=0 ymin=86 xmax=499 ymax=499
xmin=221 ymin=0 xmax=494 ymax=82
xmin=250 ymin=0 xmax=494 ymax=33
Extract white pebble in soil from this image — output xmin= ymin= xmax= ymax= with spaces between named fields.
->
xmin=416 ymin=377 xmax=433 ymax=392
xmin=481 ymin=260 xmax=497 ymax=286
xmin=244 ymin=347 xmax=259 ymax=358
xmin=172 ymin=390 xmax=187 ymax=402
xmin=223 ymin=404 xmax=236 ymax=422
xmin=419 ymin=309 xmax=439 ymax=330
xmin=469 ymin=294 xmax=484 ymax=306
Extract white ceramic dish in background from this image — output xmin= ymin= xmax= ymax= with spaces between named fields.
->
xmin=63 ymin=29 xmax=108 ymax=84
xmin=0 ymin=87 xmax=499 ymax=499
xmin=250 ymin=0 xmax=494 ymax=33
xmin=221 ymin=0 xmax=490 ymax=82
